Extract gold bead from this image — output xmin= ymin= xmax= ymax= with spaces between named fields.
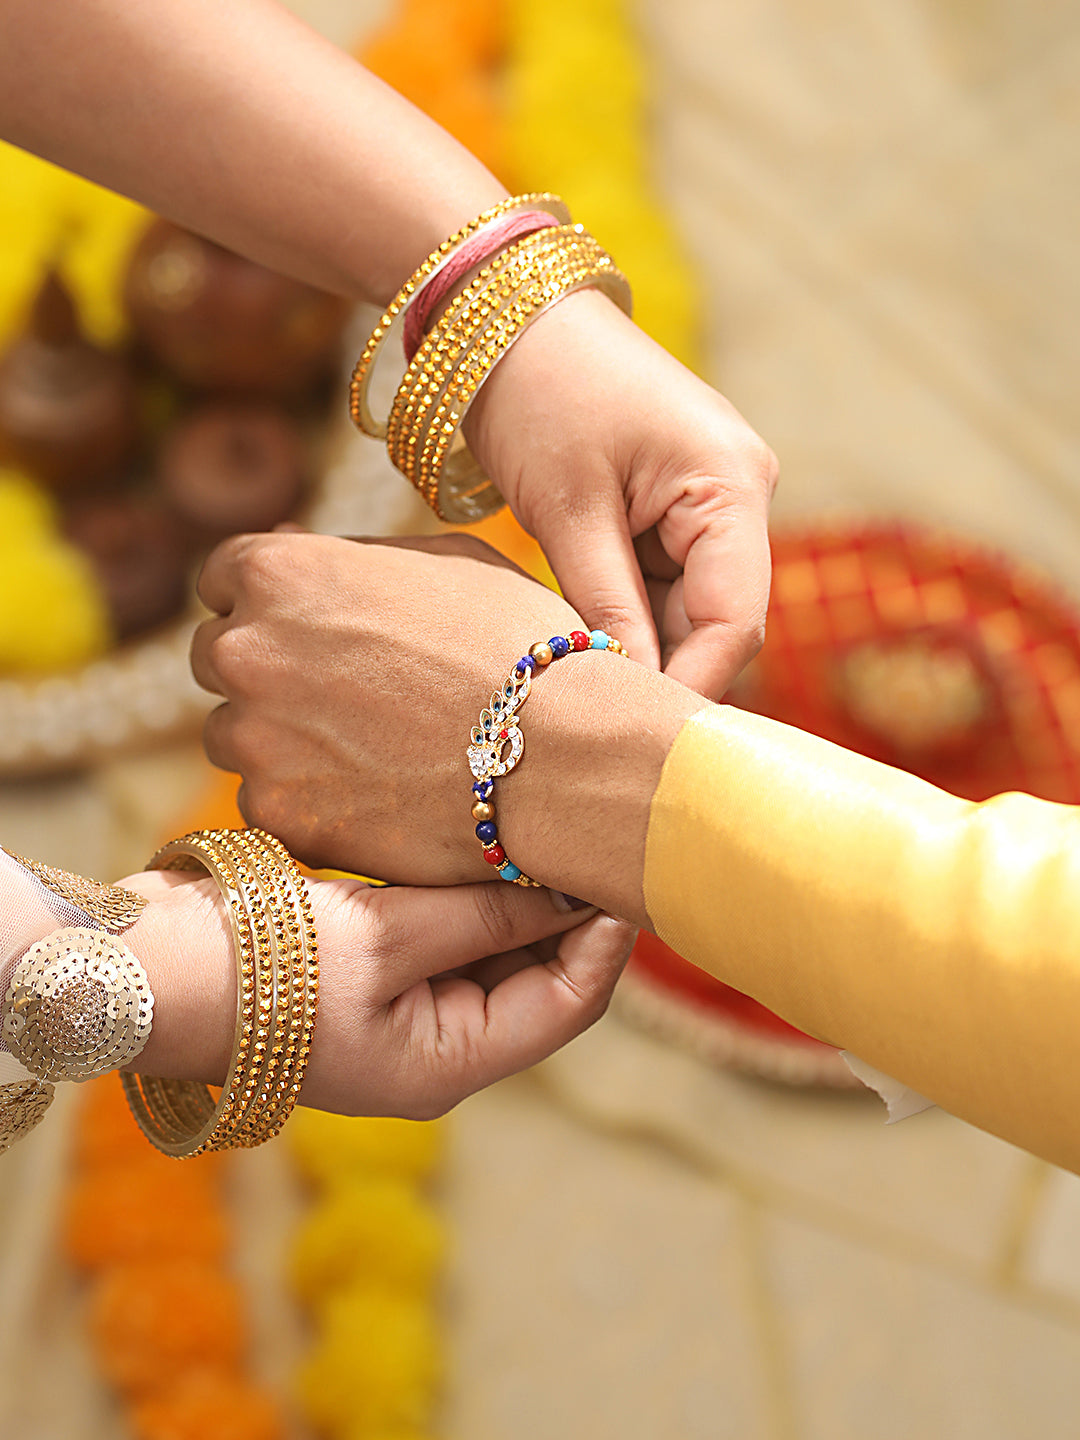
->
xmin=471 ymin=800 xmax=495 ymax=823
xmin=530 ymin=642 xmax=554 ymax=667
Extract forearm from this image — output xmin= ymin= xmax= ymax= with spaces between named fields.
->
xmin=646 ymin=706 xmax=1080 ymax=1173
xmin=0 ymin=0 xmax=504 ymax=303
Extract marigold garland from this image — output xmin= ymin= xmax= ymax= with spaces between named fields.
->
xmin=287 ymin=1107 xmax=447 ymax=1439
xmin=504 ymin=0 xmax=703 ymax=371
xmin=64 ymin=1078 xmax=286 ymax=1439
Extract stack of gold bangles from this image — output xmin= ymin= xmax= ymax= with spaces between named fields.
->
xmin=349 ymin=193 xmax=632 ymax=523
xmin=122 ymin=828 xmax=318 ymax=1159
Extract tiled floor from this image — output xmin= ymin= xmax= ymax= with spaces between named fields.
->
xmin=4 ymin=0 xmax=1080 ymax=1435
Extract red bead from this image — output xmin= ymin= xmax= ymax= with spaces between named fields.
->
xmin=483 ymin=844 xmax=505 ymax=865
xmin=570 ymin=631 xmax=589 ymax=651
xmin=498 ymin=728 xmax=508 ymax=740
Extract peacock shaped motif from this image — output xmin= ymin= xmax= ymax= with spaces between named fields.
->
xmin=466 ymin=664 xmax=533 ymax=781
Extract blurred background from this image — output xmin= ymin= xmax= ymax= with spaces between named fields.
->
xmin=2 ymin=0 xmax=1080 ymax=1436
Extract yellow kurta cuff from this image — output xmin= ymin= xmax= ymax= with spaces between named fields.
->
xmin=643 ymin=705 xmax=1080 ymax=1172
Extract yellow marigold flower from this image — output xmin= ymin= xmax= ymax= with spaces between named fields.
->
xmin=290 ymin=1175 xmax=445 ymax=1308
xmin=0 ymin=470 xmax=111 ymax=673
xmin=296 ymin=1287 xmax=441 ymax=1435
xmin=288 ymin=1109 xmax=444 ymax=1185
xmin=0 ymin=141 xmax=147 ymax=351
xmin=342 ymin=1428 xmax=434 ymax=1440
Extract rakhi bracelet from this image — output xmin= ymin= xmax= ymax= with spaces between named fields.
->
xmin=122 ymin=827 xmax=318 ymax=1159
xmin=467 ymin=630 xmax=629 ymax=885
xmin=349 ymin=192 xmax=570 ymax=441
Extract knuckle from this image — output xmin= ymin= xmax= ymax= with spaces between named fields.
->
xmin=201 ymin=703 xmax=233 ymax=768
xmin=470 ymin=881 xmax=521 ymax=956
xmin=739 ymin=616 xmax=768 ymax=665
xmin=235 ymin=532 xmax=289 ymax=589
xmin=206 ymin=625 xmax=256 ymax=691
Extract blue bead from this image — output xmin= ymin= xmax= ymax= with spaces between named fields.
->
xmin=472 ymin=780 xmax=493 ymax=799
xmin=516 ymin=655 xmax=536 ymax=676
xmin=499 ymin=863 xmax=522 ymax=882
xmin=548 ymin=635 xmax=570 ymax=659
xmin=475 ymin=821 xmax=498 ymax=844
xmin=589 ymin=629 xmax=611 ymax=650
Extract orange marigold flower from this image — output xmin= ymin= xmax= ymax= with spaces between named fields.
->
xmin=73 ymin=1077 xmax=221 ymax=1175
xmin=63 ymin=1159 xmax=227 ymax=1272
xmin=88 ymin=1261 xmax=245 ymax=1397
xmin=131 ymin=1369 xmax=284 ymax=1440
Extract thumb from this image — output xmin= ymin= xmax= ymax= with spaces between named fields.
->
xmin=537 ymin=501 xmax=661 ymax=670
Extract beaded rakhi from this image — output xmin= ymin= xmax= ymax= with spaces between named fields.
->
xmin=468 ymin=629 xmax=628 ymax=885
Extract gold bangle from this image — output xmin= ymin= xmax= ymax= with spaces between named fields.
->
xmin=229 ymin=829 xmax=316 ymax=1146
xmin=348 ymin=193 xmax=570 ymax=441
xmin=411 ymin=237 xmax=614 ymax=488
xmin=393 ymin=233 xmax=631 ymax=520
xmin=385 ymin=226 xmax=591 ymax=481
xmin=121 ymin=828 xmax=318 ymax=1158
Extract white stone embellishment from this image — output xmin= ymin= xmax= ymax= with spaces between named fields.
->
xmin=465 ymin=664 xmax=532 ymax=781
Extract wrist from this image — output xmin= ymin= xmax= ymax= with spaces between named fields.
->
xmin=490 ymin=651 xmax=707 ymax=926
xmin=117 ymin=872 xmax=234 ymax=1085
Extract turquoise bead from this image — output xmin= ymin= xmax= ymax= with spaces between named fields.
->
xmin=499 ymin=863 xmax=522 ymax=882
xmin=589 ymin=629 xmax=610 ymax=650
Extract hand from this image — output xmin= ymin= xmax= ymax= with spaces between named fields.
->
xmin=465 ymin=288 xmax=778 ymax=701
xmin=124 ymin=867 xmax=634 ymax=1120
xmin=190 ymin=531 xmax=700 ymax=913
xmin=192 ymin=531 xmax=583 ymax=884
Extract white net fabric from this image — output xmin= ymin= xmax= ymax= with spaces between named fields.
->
xmin=0 ymin=847 xmax=102 ymax=1084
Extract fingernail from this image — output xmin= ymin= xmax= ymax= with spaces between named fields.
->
xmin=550 ymin=890 xmax=593 ymax=913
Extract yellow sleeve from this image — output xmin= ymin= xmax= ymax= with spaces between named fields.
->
xmin=643 ymin=705 xmax=1080 ymax=1172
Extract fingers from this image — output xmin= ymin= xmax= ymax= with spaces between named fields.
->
xmin=347 ymin=532 xmax=535 ymax=580
xmin=195 ymin=536 xmax=248 ymax=616
xmin=539 ymin=501 xmax=661 ymax=670
xmin=334 ymin=877 xmax=600 ymax=1001
xmin=435 ymin=914 xmax=637 ymax=1090
xmin=660 ymin=485 xmax=772 ymax=700
xmin=189 ymin=614 xmax=232 ymax=697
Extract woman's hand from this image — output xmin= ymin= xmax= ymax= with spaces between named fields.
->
xmin=123 ymin=867 xmax=633 ymax=1119
xmin=465 ymin=288 xmax=778 ymax=702
xmin=190 ymin=531 xmax=703 ymax=915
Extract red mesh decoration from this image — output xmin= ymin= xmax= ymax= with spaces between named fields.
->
xmin=624 ymin=521 xmax=1080 ymax=1085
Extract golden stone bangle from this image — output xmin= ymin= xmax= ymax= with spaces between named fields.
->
xmin=384 ymin=228 xmax=570 ymax=478
xmin=349 ymin=192 xmax=570 ymax=441
xmin=385 ymin=226 xmax=597 ymax=483
xmin=230 ymin=829 xmax=317 ymax=1146
xmin=121 ymin=828 xmax=318 ymax=1158
xmin=399 ymin=235 xmax=631 ymax=520
xmin=388 ymin=231 xmax=622 ymax=519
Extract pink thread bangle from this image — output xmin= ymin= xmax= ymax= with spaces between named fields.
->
xmin=403 ymin=209 xmax=561 ymax=362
